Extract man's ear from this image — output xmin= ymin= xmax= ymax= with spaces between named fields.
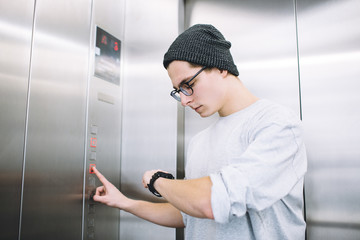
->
xmin=219 ymin=69 xmax=228 ymax=78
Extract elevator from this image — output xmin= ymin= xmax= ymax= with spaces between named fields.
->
xmin=1 ymin=0 xmax=360 ymax=240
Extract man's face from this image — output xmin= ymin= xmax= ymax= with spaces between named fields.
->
xmin=167 ymin=61 xmax=227 ymax=118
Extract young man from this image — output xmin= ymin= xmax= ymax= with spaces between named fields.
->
xmin=93 ymin=24 xmax=307 ymax=239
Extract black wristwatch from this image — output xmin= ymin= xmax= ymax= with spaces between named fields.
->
xmin=147 ymin=171 xmax=174 ymax=197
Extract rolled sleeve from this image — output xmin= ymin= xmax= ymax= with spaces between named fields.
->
xmin=210 ymin=167 xmax=249 ymax=224
xmin=210 ymin=173 xmax=231 ymax=223
xmin=209 ymin=121 xmax=307 ymax=224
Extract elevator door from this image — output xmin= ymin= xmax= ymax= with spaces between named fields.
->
xmin=0 ymin=1 xmax=34 ymax=239
xmin=19 ymin=1 xmax=91 ymax=239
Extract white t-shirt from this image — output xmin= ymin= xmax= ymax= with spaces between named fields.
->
xmin=182 ymin=99 xmax=307 ymax=240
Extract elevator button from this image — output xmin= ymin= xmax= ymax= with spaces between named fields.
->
xmin=88 ymin=217 xmax=95 ymax=227
xmin=89 ymin=189 xmax=96 ymax=201
xmin=88 ymin=204 xmax=95 ymax=214
xmin=87 ymin=231 xmax=95 ymax=240
xmin=90 ymin=152 xmax=96 ymax=161
xmin=89 ymin=176 xmax=95 ymax=187
xmin=89 ymin=164 xmax=96 ymax=174
xmin=90 ymin=125 xmax=98 ymax=135
xmin=90 ymin=137 xmax=97 ymax=148
xmin=87 ymin=226 xmax=95 ymax=239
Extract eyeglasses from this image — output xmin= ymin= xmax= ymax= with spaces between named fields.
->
xmin=170 ymin=66 xmax=207 ymax=102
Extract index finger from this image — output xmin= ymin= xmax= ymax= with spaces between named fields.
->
xmin=92 ymin=166 xmax=109 ymax=185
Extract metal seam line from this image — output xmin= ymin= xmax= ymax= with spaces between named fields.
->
xmin=18 ymin=0 xmax=37 ymax=239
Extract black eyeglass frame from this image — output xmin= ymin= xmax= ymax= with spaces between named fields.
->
xmin=170 ymin=66 xmax=207 ymax=102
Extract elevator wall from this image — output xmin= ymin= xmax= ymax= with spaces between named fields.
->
xmin=183 ymin=0 xmax=360 ymax=239
xmin=297 ymin=0 xmax=360 ymax=239
xmin=183 ymin=0 xmax=301 ymax=152
xmin=119 ymin=0 xmax=180 ymax=239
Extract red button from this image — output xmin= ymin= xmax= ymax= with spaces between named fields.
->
xmin=90 ymin=137 xmax=97 ymax=148
xmin=89 ymin=164 xmax=96 ymax=174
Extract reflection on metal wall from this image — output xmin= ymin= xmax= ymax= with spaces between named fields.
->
xmin=184 ymin=0 xmax=360 ymax=239
xmin=0 ymin=0 xmax=124 ymax=239
xmin=20 ymin=1 xmax=91 ymax=239
xmin=183 ymin=0 xmax=301 ymax=172
xmin=119 ymin=0 xmax=179 ymax=239
xmin=297 ymin=0 xmax=360 ymax=239
xmin=0 ymin=1 xmax=34 ymax=239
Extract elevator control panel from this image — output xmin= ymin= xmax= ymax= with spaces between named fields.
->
xmin=86 ymin=26 xmax=121 ymax=240
xmin=86 ymin=124 xmax=98 ymax=239
xmin=94 ymin=26 xmax=121 ymax=85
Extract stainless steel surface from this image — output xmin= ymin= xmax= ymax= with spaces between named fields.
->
xmin=2 ymin=1 xmax=125 ymax=239
xmin=0 ymin=1 xmax=34 ymax=239
xmin=1 ymin=1 xmax=359 ymax=239
xmin=184 ymin=0 xmax=302 ymax=171
xmin=20 ymin=1 xmax=91 ymax=239
xmin=297 ymin=0 xmax=360 ymax=239
xmin=83 ymin=0 xmax=125 ymax=239
xmin=119 ymin=0 xmax=179 ymax=239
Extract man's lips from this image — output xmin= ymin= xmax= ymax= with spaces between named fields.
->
xmin=191 ymin=105 xmax=202 ymax=112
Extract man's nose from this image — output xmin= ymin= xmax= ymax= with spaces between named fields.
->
xmin=180 ymin=92 xmax=192 ymax=107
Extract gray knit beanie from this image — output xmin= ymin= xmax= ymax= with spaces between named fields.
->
xmin=163 ymin=24 xmax=239 ymax=76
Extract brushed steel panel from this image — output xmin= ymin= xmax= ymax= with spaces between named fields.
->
xmin=83 ymin=1 xmax=125 ymax=239
xmin=0 ymin=1 xmax=34 ymax=239
xmin=20 ymin=1 xmax=92 ymax=239
xmin=120 ymin=0 xmax=179 ymax=239
xmin=297 ymin=0 xmax=360 ymax=238
xmin=307 ymin=224 xmax=360 ymax=240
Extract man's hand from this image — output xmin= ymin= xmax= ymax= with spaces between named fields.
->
xmin=92 ymin=166 xmax=131 ymax=210
xmin=142 ymin=169 xmax=163 ymax=188
xmin=92 ymin=167 xmax=185 ymax=228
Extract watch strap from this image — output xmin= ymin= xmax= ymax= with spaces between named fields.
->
xmin=147 ymin=171 xmax=174 ymax=197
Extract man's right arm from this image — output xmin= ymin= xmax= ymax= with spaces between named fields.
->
xmin=124 ymin=200 xmax=184 ymax=228
xmin=92 ymin=167 xmax=184 ymax=228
